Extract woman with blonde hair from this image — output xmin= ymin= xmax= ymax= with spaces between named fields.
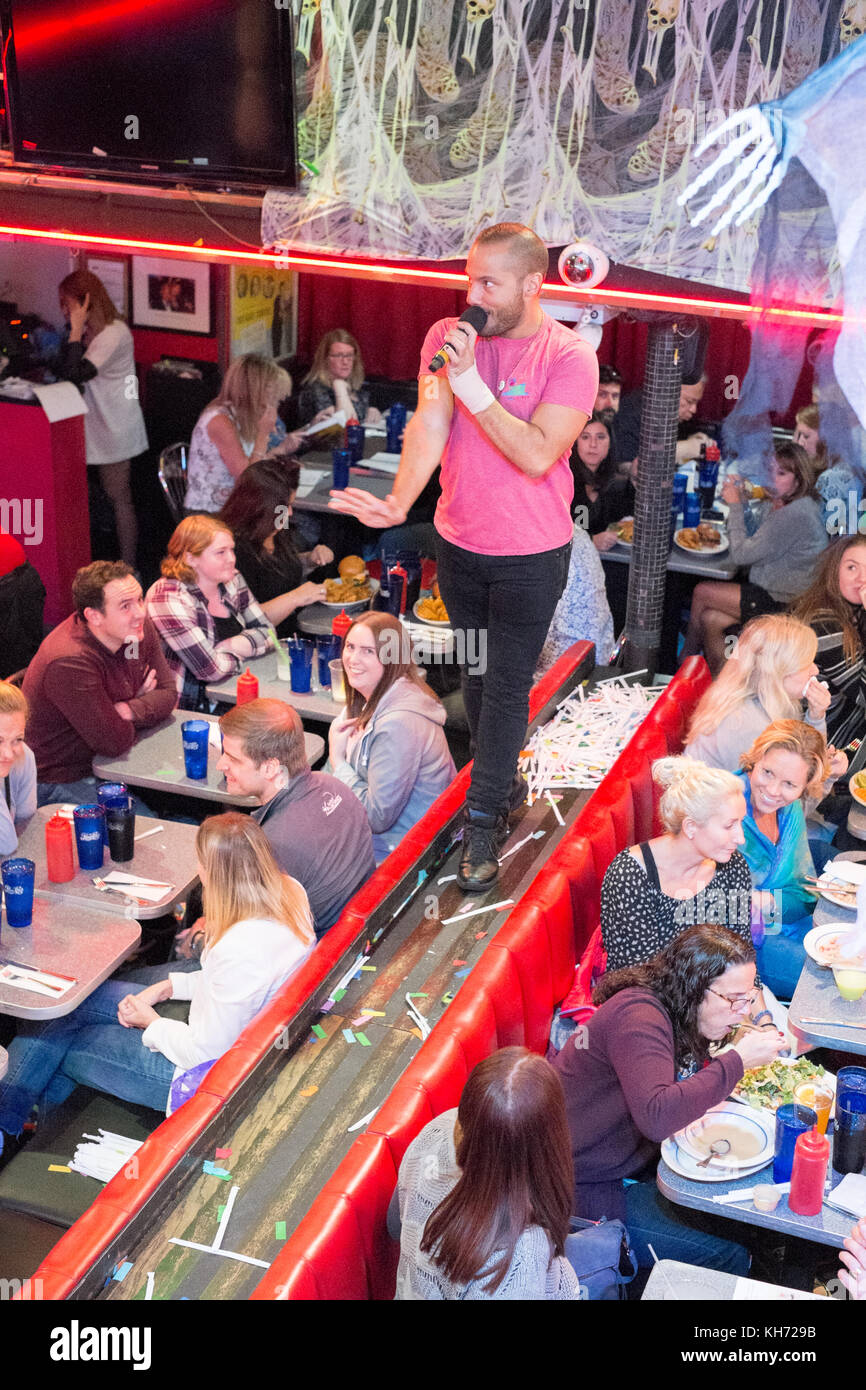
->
xmin=683 ymin=614 xmax=840 ymax=774
xmin=297 ymin=329 xmax=383 ymax=427
xmin=147 ymin=514 xmax=279 ymax=708
xmin=57 ymin=269 xmax=148 ymax=568
xmin=184 ymin=353 xmax=303 ymax=514
xmin=735 ymin=721 xmax=831 ymax=999
xmin=794 ymin=404 xmax=858 ymax=530
xmin=0 ymin=815 xmax=315 ymax=1134
xmin=600 ymin=757 xmax=774 ymax=1029
xmin=0 ymin=681 xmax=35 ymax=855
xmin=328 ymin=612 xmax=455 ymax=862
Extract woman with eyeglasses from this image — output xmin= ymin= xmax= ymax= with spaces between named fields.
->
xmin=553 ymin=924 xmax=787 ymax=1271
xmin=735 ymin=721 xmax=830 ymax=1002
xmin=297 ymin=330 xmax=383 ymax=427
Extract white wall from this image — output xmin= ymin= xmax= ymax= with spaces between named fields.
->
xmin=0 ymin=244 xmax=76 ymax=329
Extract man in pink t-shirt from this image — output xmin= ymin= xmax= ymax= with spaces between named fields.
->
xmin=331 ymin=224 xmax=598 ymax=889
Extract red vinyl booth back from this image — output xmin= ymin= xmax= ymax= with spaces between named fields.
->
xmin=252 ymin=658 xmax=711 ymax=1301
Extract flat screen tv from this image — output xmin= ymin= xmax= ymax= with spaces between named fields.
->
xmin=0 ymin=0 xmax=297 ymax=189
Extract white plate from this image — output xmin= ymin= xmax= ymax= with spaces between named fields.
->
xmin=678 ymin=1101 xmax=775 ymax=1169
xmin=804 ymin=922 xmax=865 ymax=967
xmin=607 ymin=516 xmax=633 ymax=547
xmin=660 ymin=1136 xmax=770 ymax=1185
xmin=412 ymin=597 xmax=451 ymax=628
xmin=674 ymin=529 xmax=729 ymax=556
xmin=320 ymin=577 xmax=379 ymax=611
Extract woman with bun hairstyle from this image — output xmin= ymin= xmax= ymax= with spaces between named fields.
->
xmin=600 ymin=758 xmax=774 ymax=1025
xmin=683 ymin=614 xmax=845 ymax=778
xmin=791 ymin=534 xmax=866 ymax=748
xmin=57 ymin=269 xmax=148 ymax=568
xmin=736 ymin=721 xmax=830 ymax=1001
xmin=554 ymin=924 xmax=787 ymax=1268
xmin=328 ymin=612 xmax=455 ymax=862
xmin=396 ymin=1047 xmax=582 ymax=1300
xmin=219 ymin=458 xmax=332 ymax=639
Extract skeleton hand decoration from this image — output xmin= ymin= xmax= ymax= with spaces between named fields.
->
xmin=677 ymin=105 xmax=796 ymax=236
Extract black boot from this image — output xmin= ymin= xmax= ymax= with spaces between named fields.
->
xmin=507 ymin=773 xmax=528 ymax=817
xmin=458 ymin=809 xmax=508 ymax=893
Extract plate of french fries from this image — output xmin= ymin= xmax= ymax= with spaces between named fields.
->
xmin=674 ymin=523 xmax=729 ymax=555
xmin=413 ymin=592 xmax=451 ymax=626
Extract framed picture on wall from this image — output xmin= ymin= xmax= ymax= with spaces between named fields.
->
xmin=85 ymin=255 xmax=129 ymax=319
xmin=131 ymin=256 xmax=212 ymax=334
xmin=228 ymin=262 xmax=296 ymax=360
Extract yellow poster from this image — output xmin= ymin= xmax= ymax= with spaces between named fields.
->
xmin=229 ymin=263 xmax=296 ymax=360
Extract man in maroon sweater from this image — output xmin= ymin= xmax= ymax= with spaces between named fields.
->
xmin=24 ymin=561 xmax=177 ymax=806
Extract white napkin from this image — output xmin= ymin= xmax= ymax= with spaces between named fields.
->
xmin=208 ymin=723 xmax=222 ymax=751
xmin=823 ymin=859 xmax=866 ymax=886
xmin=0 ymin=964 xmax=74 ymax=997
xmin=100 ymin=873 xmax=173 ymax=904
xmin=302 ymin=411 xmax=346 ymax=436
xmin=364 ymin=453 xmax=401 ymax=474
xmin=824 ymin=1173 xmax=866 ymax=1219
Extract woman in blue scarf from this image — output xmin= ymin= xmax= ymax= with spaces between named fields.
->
xmin=736 ymin=720 xmax=830 ymax=1001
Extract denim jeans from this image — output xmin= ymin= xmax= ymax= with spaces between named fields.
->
xmin=0 ymin=964 xmax=180 ymax=1135
xmin=435 ymin=534 xmax=571 ymax=817
xmin=624 ymin=1180 xmax=750 ymax=1274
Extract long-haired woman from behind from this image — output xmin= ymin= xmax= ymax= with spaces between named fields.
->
xmin=0 ymin=815 xmax=315 ymax=1135
xmin=396 ymin=1047 xmax=582 ymax=1299
xmin=791 ymin=533 xmax=866 ymax=748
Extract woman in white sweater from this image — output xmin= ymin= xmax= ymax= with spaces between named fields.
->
xmin=0 ymin=815 xmax=314 ymax=1135
xmin=395 ymin=1047 xmax=582 ymax=1300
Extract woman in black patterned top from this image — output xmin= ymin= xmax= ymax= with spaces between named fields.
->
xmin=600 ymin=758 xmax=773 ymax=1026
xmin=791 ymin=534 xmax=866 ymax=748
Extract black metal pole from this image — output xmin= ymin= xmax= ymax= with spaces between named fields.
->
xmin=621 ymin=320 xmax=683 ymax=677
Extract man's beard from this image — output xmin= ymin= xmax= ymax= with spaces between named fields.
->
xmin=478 ymin=298 xmax=524 ymax=337
xmin=595 ymin=406 xmax=617 ymax=426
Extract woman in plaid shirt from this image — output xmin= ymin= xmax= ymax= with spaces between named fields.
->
xmin=147 ymin=515 xmax=276 ymax=709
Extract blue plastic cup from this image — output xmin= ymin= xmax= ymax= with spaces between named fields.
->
xmin=332 ymin=447 xmax=351 ymax=490
xmin=181 ymin=720 xmax=210 ymax=780
xmin=1 ymin=857 xmax=35 ymax=928
xmin=345 ymin=424 xmax=365 ymax=464
xmin=683 ymin=492 xmax=701 ymax=528
xmin=315 ymin=635 xmax=341 ymax=686
xmin=698 ymin=460 xmax=721 ymax=512
xmin=773 ymin=1102 xmax=817 ymax=1183
xmin=288 ymin=637 xmax=314 ymax=693
xmin=97 ymin=782 xmax=129 ymax=846
xmin=72 ymin=805 xmax=105 ymax=872
xmin=669 ymin=503 xmax=679 ymax=549
xmin=386 ymin=423 xmax=403 ymax=454
xmin=833 ymin=1077 xmax=866 ymax=1175
xmin=672 ymin=472 xmax=689 ymax=505
xmin=389 ymin=402 xmax=407 ymax=428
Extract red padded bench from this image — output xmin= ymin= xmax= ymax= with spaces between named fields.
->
xmin=251 ymin=658 xmax=710 ymax=1300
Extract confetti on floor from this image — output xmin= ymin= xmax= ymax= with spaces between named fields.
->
xmin=342 ymin=1028 xmax=356 ymax=1043
xmin=333 ymin=988 xmax=347 ymax=1002
xmin=275 ymin=1221 xmax=287 ymax=1241
xmin=442 ymin=992 xmax=453 ymax=1005
xmin=215 ymin=1147 xmax=232 ymax=1159
xmin=410 ymin=1027 xmax=423 ymax=1040
xmin=360 ymin=964 xmax=376 ymax=972
xmin=452 ymin=959 xmax=467 ymax=966
xmin=454 ymin=967 xmax=471 ymax=979
xmin=355 ymin=1032 xmax=371 ymax=1046
xmin=218 ymin=1205 xmax=226 ymax=1221
xmin=48 ymin=1164 xmax=71 ymax=1173
xmin=475 ymin=931 xmax=487 ymax=940
xmin=408 ymin=991 xmax=428 ymax=999
xmin=202 ymin=1161 xmax=232 ymax=1179
xmin=299 ymin=1085 xmax=318 ymax=1098
xmin=311 ymin=1024 xmax=327 ymax=1040
xmin=113 ymin=1261 xmax=133 ymax=1282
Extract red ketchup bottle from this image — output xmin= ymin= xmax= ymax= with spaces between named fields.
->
xmin=236 ymin=668 xmax=259 ymax=705
xmin=788 ymin=1125 xmax=829 ymax=1216
xmin=388 ymin=561 xmax=408 ymax=616
xmin=331 ymin=608 xmax=352 ymax=648
xmin=46 ymin=813 xmax=76 ymax=883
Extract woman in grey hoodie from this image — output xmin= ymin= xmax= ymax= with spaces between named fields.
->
xmin=329 ymin=612 xmax=456 ymax=862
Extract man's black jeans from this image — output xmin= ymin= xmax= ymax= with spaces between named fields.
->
xmin=435 ymin=534 xmax=571 ymax=818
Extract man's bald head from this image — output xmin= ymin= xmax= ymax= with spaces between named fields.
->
xmin=470 ymin=224 xmax=549 ymax=279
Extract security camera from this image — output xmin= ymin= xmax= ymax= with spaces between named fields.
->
xmin=558 ymin=242 xmax=610 ymax=291
xmin=574 ymin=304 xmax=620 ymax=350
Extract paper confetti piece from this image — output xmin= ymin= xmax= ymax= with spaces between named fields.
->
xmin=333 ymin=987 xmax=346 ymax=1001
xmin=442 ymin=901 xmax=513 ymax=926
xmin=360 ymin=964 xmax=376 ymax=971
xmin=275 ymin=1221 xmax=287 ymax=1241
xmin=408 ymin=992 xmax=428 ymax=999
xmin=299 ymin=158 xmax=320 ymax=176
xmin=373 ymin=927 xmax=384 ymax=941
xmin=48 ymin=1164 xmax=71 ymax=1173
xmin=361 ymin=1009 xmax=386 ymax=1018
xmin=342 ymin=1028 xmax=356 ymax=1044
xmin=145 ymin=1272 xmax=155 ymax=1301
xmin=215 ymin=1147 xmax=232 ymax=1159
xmin=475 ymin=931 xmax=488 ymax=940
xmin=454 ymin=967 xmax=471 ymax=979
xmin=410 ymin=1027 xmax=423 ymax=1040
xmin=311 ymin=1024 xmax=327 ymax=1040
xmin=438 ymin=874 xmax=456 ymax=884
xmin=453 ymin=959 xmax=467 ymax=966
xmin=202 ymin=1161 xmax=232 ymax=1179
xmin=212 ymin=1184 xmax=239 ymax=1251
xmin=319 ymin=999 xmax=335 ymax=1013
xmin=442 ymin=992 xmax=454 ymax=1005
xmin=347 ymin=1107 xmax=378 ymax=1132
xmin=218 ymin=1205 xmax=226 ymax=1220
xmin=416 ymin=869 xmax=428 ymax=887
xmin=300 ymin=1085 xmax=318 ymax=1098
xmin=113 ymin=1261 xmax=133 ymax=1282
xmin=355 ymin=1032 xmax=371 ymax=1046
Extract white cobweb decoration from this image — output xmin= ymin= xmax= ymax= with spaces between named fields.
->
xmin=263 ymin=0 xmax=850 ymax=295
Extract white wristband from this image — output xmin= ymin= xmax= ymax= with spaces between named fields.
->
xmin=448 ymin=363 xmax=495 ymax=415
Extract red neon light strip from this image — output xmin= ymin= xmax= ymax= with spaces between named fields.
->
xmin=0 ymin=222 xmax=846 ymax=328
xmin=12 ymin=0 xmax=216 ymax=52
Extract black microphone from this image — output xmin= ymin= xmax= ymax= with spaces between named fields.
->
xmin=428 ymin=306 xmax=488 ymax=372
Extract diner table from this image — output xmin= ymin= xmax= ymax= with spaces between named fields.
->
xmin=205 ymin=648 xmax=340 ymax=722
xmin=657 ymin=1154 xmax=855 ymax=1249
xmin=92 ymin=711 xmax=324 ymax=804
xmin=15 ymin=806 xmax=200 ymax=921
xmin=641 ymin=1259 xmax=822 ymax=1300
xmin=788 ymin=851 xmax=866 ymax=1055
xmin=0 ymin=895 xmax=140 ymax=1020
